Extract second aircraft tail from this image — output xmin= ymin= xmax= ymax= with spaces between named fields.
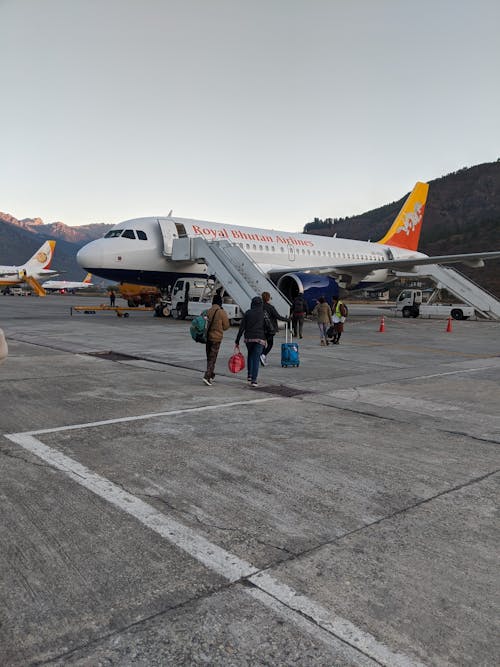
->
xmin=22 ymin=240 xmax=56 ymax=274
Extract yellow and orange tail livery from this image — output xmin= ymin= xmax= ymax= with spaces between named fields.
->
xmin=377 ymin=182 xmax=429 ymax=251
xmin=83 ymin=273 xmax=92 ymax=283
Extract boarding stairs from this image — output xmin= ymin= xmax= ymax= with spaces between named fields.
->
xmin=398 ymin=264 xmax=500 ymax=321
xmin=24 ymin=275 xmax=46 ymax=297
xmin=171 ymin=237 xmax=291 ymax=315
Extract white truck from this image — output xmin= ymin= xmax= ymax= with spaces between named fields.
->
xmin=166 ymin=278 xmax=242 ymax=324
xmin=395 ymin=289 xmax=475 ymax=320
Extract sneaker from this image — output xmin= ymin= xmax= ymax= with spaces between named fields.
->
xmin=250 ymin=382 xmax=259 ymax=387
xmin=260 ymin=354 xmax=267 ymax=366
xmin=202 ymin=377 xmax=212 ymax=386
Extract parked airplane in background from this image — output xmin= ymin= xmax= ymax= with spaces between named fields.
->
xmin=42 ymin=273 xmax=93 ymax=292
xmin=77 ymin=183 xmax=500 ymax=310
xmin=0 ymin=240 xmax=57 ymax=296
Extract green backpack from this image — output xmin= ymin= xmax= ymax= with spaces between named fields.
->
xmin=190 ymin=310 xmax=208 ymax=343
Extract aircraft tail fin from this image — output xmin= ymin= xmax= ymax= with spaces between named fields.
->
xmin=377 ymin=182 xmax=429 ymax=251
xmin=83 ymin=273 xmax=92 ymax=283
xmin=22 ymin=240 xmax=56 ymax=273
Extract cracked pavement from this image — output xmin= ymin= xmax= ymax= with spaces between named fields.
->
xmin=1 ymin=296 xmax=499 ymax=666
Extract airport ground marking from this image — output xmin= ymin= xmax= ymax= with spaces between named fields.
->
xmin=5 ymin=421 xmax=427 ymax=667
xmin=401 ymin=365 xmax=499 ymax=381
xmin=18 ymin=397 xmax=281 ymax=436
xmin=5 ymin=432 xmax=259 ymax=583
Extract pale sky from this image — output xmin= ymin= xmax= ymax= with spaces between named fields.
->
xmin=1 ymin=0 xmax=499 ymax=232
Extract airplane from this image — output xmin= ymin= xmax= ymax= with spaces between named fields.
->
xmin=42 ymin=273 xmax=94 ymax=292
xmin=0 ymin=240 xmax=58 ymax=296
xmin=76 ymin=183 xmax=500 ymax=310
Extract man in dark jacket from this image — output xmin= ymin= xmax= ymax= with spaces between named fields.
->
xmin=235 ymin=296 xmax=266 ymax=387
xmin=291 ymin=292 xmax=307 ymax=338
xmin=261 ymin=291 xmax=289 ymax=366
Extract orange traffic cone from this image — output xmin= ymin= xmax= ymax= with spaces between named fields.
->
xmin=446 ymin=317 xmax=453 ymax=333
xmin=379 ymin=316 xmax=385 ymax=332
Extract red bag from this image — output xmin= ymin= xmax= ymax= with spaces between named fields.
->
xmin=228 ymin=346 xmax=245 ymax=373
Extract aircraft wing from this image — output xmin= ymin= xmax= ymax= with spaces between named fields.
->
xmin=268 ymin=251 xmax=500 ymax=279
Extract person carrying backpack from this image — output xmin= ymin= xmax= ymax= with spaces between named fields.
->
xmin=203 ymin=294 xmax=229 ymax=386
xmin=331 ymin=296 xmax=348 ymax=344
xmin=260 ymin=291 xmax=289 ymax=366
xmin=290 ymin=292 xmax=307 ymax=339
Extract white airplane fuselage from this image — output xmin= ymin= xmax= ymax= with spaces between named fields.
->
xmin=77 ymin=216 xmax=423 ymax=293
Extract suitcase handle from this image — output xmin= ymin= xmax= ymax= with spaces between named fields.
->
xmin=285 ymin=321 xmax=293 ymax=344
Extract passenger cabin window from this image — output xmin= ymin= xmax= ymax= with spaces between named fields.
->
xmin=137 ymin=230 xmax=147 ymax=240
xmin=122 ymin=229 xmax=136 ymax=239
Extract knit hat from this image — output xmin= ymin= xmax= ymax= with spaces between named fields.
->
xmin=212 ymin=294 xmax=223 ymax=306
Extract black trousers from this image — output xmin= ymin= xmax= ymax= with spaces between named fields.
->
xmin=263 ymin=335 xmax=274 ymax=357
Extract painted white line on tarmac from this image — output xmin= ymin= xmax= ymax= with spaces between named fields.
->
xmin=246 ymin=587 xmax=378 ymax=667
xmin=20 ymin=397 xmax=280 ymax=436
xmin=5 ymin=432 xmax=258 ymax=582
xmin=5 ymin=419 xmax=427 ymax=666
xmin=249 ymin=572 xmax=426 ymax=667
xmin=402 ymin=366 xmax=498 ymax=381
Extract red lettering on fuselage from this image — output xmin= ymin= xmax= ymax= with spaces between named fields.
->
xmin=192 ymin=225 xmax=228 ymax=239
xmin=193 ymin=224 xmax=313 ymax=248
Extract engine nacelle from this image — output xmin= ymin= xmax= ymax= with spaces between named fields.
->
xmin=277 ymin=272 xmax=339 ymax=312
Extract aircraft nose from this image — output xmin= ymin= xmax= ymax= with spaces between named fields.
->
xmin=77 ymin=241 xmax=103 ymax=269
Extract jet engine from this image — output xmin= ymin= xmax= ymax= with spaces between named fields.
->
xmin=277 ymin=272 xmax=339 ymax=312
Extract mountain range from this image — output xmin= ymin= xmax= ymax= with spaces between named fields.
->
xmin=1 ymin=160 xmax=499 ymax=294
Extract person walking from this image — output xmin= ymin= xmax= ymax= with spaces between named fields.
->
xmin=203 ymin=294 xmax=230 ymax=386
xmin=312 ymin=296 xmax=332 ymax=346
xmin=235 ymin=296 xmax=266 ymax=387
xmin=290 ymin=292 xmax=307 ymax=339
xmin=109 ymin=289 xmax=116 ymax=307
xmin=260 ymin=291 xmax=289 ymax=366
xmin=331 ymin=296 xmax=348 ymax=344
xmin=0 ymin=328 xmax=8 ymax=365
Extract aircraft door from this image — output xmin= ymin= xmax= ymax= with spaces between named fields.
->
xmin=157 ymin=219 xmax=178 ymax=257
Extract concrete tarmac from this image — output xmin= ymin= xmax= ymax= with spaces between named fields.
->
xmin=0 ymin=295 xmax=499 ymax=666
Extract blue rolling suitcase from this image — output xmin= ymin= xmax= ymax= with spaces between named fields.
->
xmin=281 ymin=324 xmax=300 ymax=367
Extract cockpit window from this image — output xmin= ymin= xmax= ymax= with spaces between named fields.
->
xmin=121 ymin=229 xmax=136 ymax=239
xmin=105 ymin=230 xmax=124 ymax=238
xmin=137 ymin=230 xmax=147 ymax=240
